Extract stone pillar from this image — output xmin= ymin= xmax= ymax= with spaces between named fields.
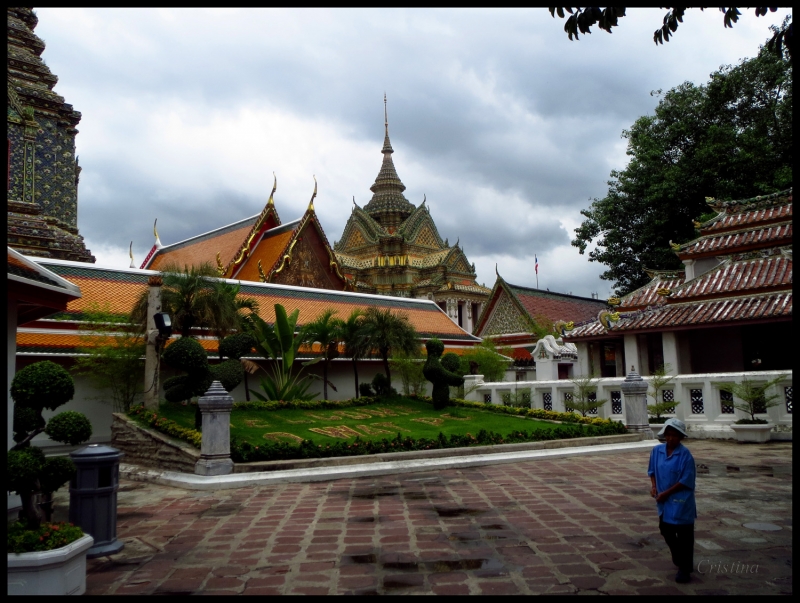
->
xmin=143 ymin=275 xmax=162 ymax=409
xmin=623 ymin=334 xmax=639 ymax=376
xmin=621 ymin=368 xmax=653 ymax=439
xmin=463 ymin=374 xmax=484 ymax=402
xmin=662 ymin=331 xmax=679 ymax=374
xmin=195 ymin=381 xmax=235 ymax=476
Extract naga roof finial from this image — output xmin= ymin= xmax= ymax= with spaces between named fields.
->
xmin=153 ymin=218 xmax=163 ymax=249
xmin=267 ymin=172 xmax=277 ymax=207
xmin=495 ymin=263 xmax=499 ymax=277
xmin=129 ymin=241 xmax=135 ymax=269
xmin=308 ymin=175 xmax=317 ymax=212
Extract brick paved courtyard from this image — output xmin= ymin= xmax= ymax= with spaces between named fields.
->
xmin=71 ymin=439 xmax=792 ymax=595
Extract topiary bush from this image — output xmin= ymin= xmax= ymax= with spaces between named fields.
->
xmin=423 ymin=338 xmax=465 ymax=410
xmin=162 ymin=337 xmax=214 ymax=404
xmin=371 ymin=373 xmax=396 ymax=397
xmin=210 ymin=359 xmax=245 ymax=393
xmin=9 ymin=361 xmax=92 ymax=531
xmin=359 ymin=382 xmax=375 ymax=397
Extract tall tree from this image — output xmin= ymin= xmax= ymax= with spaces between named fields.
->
xmin=336 ymin=309 xmax=368 ymax=398
xmin=572 ymin=34 xmax=792 ymax=295
xmin=132 ymin=262 xmax=221 ymax=337
xmin=361 ymin=307 xmax=420 ymax=384
xmin=303 ymin=309 xmax=341 ymax=400
xmin=207 ymin=281 xmax=259 ymax=359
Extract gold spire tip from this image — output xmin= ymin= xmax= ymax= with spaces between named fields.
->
xmin=308 ymin=175 xmax=317 ymax=211
xmin=268 ymin=171 xmax=276 ymax=206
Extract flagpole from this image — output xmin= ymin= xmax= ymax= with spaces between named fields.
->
xmin=535 ymin=254 xmax=539 ymax=289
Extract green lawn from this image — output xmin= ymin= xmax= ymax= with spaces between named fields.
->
xmin=157 ymin=397 xmax=584 ymax=446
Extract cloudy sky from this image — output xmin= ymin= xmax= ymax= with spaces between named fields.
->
xmin=34 ymin=7 xmax=790 ymax=297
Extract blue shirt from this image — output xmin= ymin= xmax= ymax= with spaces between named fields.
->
xmin=647 ymin=442 xmax=697 ymax=525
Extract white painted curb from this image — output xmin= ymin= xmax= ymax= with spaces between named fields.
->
xmin=121 ymin=440 xmax=658 ymax=490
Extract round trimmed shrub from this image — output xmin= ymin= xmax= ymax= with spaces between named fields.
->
xmin=220 ymin=333 xmax=255 ymax=360
xmin=162 ymin=337 xmax=209 ymax=372
xmin=8 ymin=448 xmax=45 ymax=493
xmin=44 ymin=411 xmax=93 ymax=446
xmin=10 ymin=361 xmax=75 ymax=410
xmin=39 ymin=457 xmax=77 ymax=493
xmin=210 ymin=359 xmax=244 ymax=392
xmin=13 ymin=405 xmax=44 ymax=444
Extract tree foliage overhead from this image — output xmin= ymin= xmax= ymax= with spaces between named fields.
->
xmin=548 ymin=7 xmax=792 ymax=61
xmin=572 ymin=31 xmax=792 ymax=296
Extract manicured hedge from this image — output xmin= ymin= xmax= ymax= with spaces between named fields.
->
xmin=128 ymin=405 xmax=202 ymax=448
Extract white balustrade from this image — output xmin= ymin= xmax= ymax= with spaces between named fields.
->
xmin=464 ymin=370 xmax=792 ymax=439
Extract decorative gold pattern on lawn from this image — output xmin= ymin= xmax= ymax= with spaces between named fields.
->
xmin=309 ymin=425 xmax=364 ymax=439
xmin=440 ymin=413 xmax=472 ymax=421
xmin=355 ymin=424 xmax=393 ymax=435
xmin=411 ymin=417 xmax=445 ymax=426
xmin=262 ymin=432 xmax=305 ymax=443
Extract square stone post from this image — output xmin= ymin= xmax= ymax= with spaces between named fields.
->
xmin=195 ymin=381 xmax=235 ymax=476
xmin=143 ymin=275 xmax=163 ymax=409
xmin=621 ymin=368 xmax=653 ymax=439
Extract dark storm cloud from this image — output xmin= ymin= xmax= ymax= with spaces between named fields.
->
xmin=33 ymin=7 xmax=790 ymax=291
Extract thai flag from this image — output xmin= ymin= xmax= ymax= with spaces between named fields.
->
xmin=535 ymin=255 xmax=538 ymax=274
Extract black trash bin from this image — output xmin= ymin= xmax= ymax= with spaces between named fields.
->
xmin=69 ymin=444 xmax=125 ymax=558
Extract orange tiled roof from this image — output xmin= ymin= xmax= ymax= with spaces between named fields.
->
xmin=235 ymin=227 xmax=296 ymax=282
xmin=20 ymin=260 xmax=478 ymax=356
xmin=148 ymin=218 xmax=256 ymax=271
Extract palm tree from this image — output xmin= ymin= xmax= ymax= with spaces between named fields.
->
xmin=336 ymin=308 xmax=367 ymax=398
xmin=303 ymin=309 xmax=340 ymax=400
xmin=361 ymin=307 xmax=420 ymax=385
xmin=207 ymin=281 xmax=259 ymax=360
xmin=132 ymin=262 xmax=220 ymax=337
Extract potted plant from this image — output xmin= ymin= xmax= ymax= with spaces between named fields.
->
xmin=716 ymin=375 xmax=787 ymax=443
xmin=8 ymin=361 xmax=95 ymax=596
xmin=646 ymin=364 xmax=680 ymax=438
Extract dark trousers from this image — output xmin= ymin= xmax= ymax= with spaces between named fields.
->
xmin=659 ymin=519 xmax=694 ymax=573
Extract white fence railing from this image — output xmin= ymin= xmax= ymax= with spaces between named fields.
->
xmin=464 ymin=370 xmax=792 ymax=438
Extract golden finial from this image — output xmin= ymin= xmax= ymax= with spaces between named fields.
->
xmin=216 ymin=251 xmax=225 ymax=276
xmin=656 ymin=287 xmax=672 ymax=296
xmin=129 ymin=241 xmax=135 ymax=268
xmin=384 ymin=92 xmax=389 ymax=136
xmin=153 ymin=219 xmax=162 ymax=249
xmin=267 ymin=172 xmax=276 ymax=207
xmin=308 ymin=175 xmax=317 ymax=212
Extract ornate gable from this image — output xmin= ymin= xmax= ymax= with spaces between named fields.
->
xmin=482 ymin=291 xmax=530 ymax=336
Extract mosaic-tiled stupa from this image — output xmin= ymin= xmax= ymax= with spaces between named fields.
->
xmin=7 ymin=7 xmax=94 ymax=262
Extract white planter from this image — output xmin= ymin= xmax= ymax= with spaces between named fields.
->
xmin=7 ymin=533 xmax=94 ymax=596
xmin=730 ymin=423 xmax=774 ymax=443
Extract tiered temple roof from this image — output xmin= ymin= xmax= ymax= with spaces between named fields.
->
xmin=566 ymin=188 xmax=793 ymax=341
xmin=7 ymin=7 xmax=94 ymax=263
xmin=333 ymin=99 xmax=490 ymax=303
xmin=141 ymin=178 xmax=351 ymax=291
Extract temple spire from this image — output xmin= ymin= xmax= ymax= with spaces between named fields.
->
xmin=308 ymin=175 xmax=317 ymax=212
xmin=382 ymin=92 xmax=393 ymax=154
xmin=364 ymin=94 xmax=413 ymax=228
xmin=267 ymin=172 xmax=276 ymax=207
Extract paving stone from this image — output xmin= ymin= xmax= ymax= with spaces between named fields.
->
xmin=73 ymin=439 xmax=790 ymax=596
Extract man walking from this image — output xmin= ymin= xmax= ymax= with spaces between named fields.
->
xmin=648 ymin=418 xmax=696 ymax=583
